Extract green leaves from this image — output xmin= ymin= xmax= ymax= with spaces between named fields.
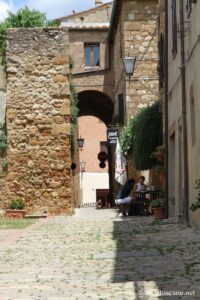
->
xmin=3 ymin=7 xmax=46 ymax=28
xmin=190 ymin=179 xmax=200 ymax=211
xmin=9 ymin=198 xmax=25 ymax=210
xmin=0 ymin=131 xmax=7 ymax=156
xmin=120 ymin=101 xmax=163 ymax=170
xmin=0 ymin=6 xmax=59 ymax=64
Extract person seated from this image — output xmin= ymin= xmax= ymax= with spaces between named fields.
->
xmin=135 ymin=176 xmax=147 ymax=192
xmin=96 ymin=198 xmax=103 ymax=209
xmin=135 ymin=176 xmax=151 ymax=216
xmin=115 ymin=179 xmax=135 ymax=217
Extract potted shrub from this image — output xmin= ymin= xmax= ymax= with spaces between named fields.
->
xmin=152 ymin=145 xmax=165 ymax=162
xmin=151 ymin=198 xmax=166 ymax=219
xmin=6 ymin=198 xmax=26 ymax=218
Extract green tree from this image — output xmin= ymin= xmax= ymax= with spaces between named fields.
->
xmin=0 ymin=6 xmax=58 ymax=64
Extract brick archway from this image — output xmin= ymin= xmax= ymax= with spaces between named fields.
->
xmin=77 ymin=90 xmax=114 ymax=125
xmin=76 ymin=90 xmax=114 ymax=207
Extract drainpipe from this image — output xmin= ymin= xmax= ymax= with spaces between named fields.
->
xmin=179 ymin=0 xmax=189 ymax=225
xmin=164 ymin=0 xmax=169 ymax=218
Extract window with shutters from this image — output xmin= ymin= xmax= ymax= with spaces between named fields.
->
xmin=118 ymin=94 xmax=125 ymax=126
xmin=158 ymin=33 xmax=164 ymax=89
xmin=172 ymin=0 xmax=177 ymax=57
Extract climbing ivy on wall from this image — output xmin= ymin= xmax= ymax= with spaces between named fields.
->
xmin=0 ymin=125 xmax=7 ymax=156
xmin=0 ymin=7 xmax=59 ymax=64
xmin=120 ymin=101 xmax=163 ymax=170
xmin=0 ymin=123 xmax=8 ymax=173
xmin=69 ymin=56 xmax=79 ymax=159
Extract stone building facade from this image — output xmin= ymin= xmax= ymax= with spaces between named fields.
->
xmin=109 ymin=0 xmax=159 ymax=122
xmin=57 ymin=1 xmax=114 ymax=109
xmin=108 ymin=0 xmax=159 ymax=184
xmin=56 ymin=1 xmax=115 ymax=206
xmin=0 ymin=28 xmax=73 ymax=215
xmin=0 ymin=0 xmax=160 ymax=214
xmin=159 ymin=0 xmax=200 ymax=228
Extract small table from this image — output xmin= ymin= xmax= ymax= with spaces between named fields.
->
xmin=135 ymin=190 xmax=160 ymax=216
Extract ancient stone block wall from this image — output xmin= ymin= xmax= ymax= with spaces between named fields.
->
xmin=0 ymin=28 xmax=74 ymax=215
xmin=114 ymin=0 xmax=159 ymax=120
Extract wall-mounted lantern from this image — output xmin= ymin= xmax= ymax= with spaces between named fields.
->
xmin=122 ymin=55 xmax=136 ymax=83
xmin=80 ymin=160 xmax=86 ymax=173
xmin=77 ymin=137 xmax=84 ymax=150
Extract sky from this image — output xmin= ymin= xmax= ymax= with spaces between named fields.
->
xmin=0 ymin=0 xmax=111 ymax=21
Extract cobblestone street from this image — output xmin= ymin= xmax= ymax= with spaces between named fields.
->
xmin=0 ymin=208 xmax=200 ymax=300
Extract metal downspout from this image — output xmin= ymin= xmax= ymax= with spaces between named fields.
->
xmin=164 ymin=0 xmax=169 ymax=218
xmin=179 ymin=0 xmax=189 ymax=225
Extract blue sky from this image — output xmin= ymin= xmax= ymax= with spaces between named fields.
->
xmin=0 ymin=0 xmax=111 ymax=21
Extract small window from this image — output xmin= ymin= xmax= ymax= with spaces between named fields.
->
xmin=171 ymin=0 xmax=177 ymax=57
xmin=84 ymin=43 xmax=100 ymax=67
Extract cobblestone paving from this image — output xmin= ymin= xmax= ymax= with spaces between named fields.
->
xmin=0 ymin=208 xmax=200 ymax=300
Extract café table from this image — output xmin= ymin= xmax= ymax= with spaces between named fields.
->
xmin=135 ymin=190 xmax=160 ymax=216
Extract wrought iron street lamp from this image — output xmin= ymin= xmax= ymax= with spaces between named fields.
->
xmin=77 ymin=137 xmax=84 ymax=150
xmin=80 ymin=160 xmax=86 ymax=173
xmin=122 ymin=55 xmax=136 ymax=83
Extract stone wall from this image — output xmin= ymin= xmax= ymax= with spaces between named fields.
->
xmin=113 ymin=0 xmax=159 ymax=120
xmin=58 ymin=3 xmax=113 ymax=25
xmin=0 ymin=28 xmax=73 ymax=215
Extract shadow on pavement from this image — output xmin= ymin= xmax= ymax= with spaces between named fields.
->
xmin=111 ymin=217 xmax=192 ymax=299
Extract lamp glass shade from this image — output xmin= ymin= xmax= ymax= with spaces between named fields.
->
xmin=122 ymin=56 xmax=136 ymax=76
xmin=77 ymin=137 xmax=84 ymax=148
xmin=80 ymin=160 xmax=86 ymax=170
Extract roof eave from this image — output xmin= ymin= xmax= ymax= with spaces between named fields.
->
xmin=54 ymin=1 xmax=113 ymax=22
xmin=108 ymin=0 xmax=122 ymax=43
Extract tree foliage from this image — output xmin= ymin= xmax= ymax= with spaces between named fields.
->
xmin=120 ymin=101 xmax=163 ymax=170
xmin=0 ymin=6 xmax=58 ymax=64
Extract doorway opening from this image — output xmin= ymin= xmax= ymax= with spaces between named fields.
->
xmin=72 ymin=90 xmax=114 ymax=208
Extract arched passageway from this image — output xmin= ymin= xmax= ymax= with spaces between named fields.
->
xmin=74 ymin=90 xmax=115 ymax=208
xmin=77 ymin=90 xmax=114 ymax=125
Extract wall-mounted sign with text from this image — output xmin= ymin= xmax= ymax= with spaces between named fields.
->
xmin=107 ymin=128 xmax=118 ymax=146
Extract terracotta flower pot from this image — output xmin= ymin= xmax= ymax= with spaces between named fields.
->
xmin=155 ymin=153 xmax=164 ymax=162
xmin=5 ymin=209 xmax=26 ymax=218
xmin=152 ymin=207 xmax=165 ymax=219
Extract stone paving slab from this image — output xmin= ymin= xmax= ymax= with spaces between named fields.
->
xmin=0 ymin=208 xmax=200 ymax=299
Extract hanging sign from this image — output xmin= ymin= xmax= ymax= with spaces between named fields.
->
xmin=107 ymin=128 xmax=118 ymax=146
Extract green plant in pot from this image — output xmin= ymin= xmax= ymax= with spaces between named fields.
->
xmin=151 ymin=198 xmax=166 ymax=219
xmin=6 ymin=198 xmax=26 ymax=218
xmin=152 ymin=145 xmax=165 ymax=162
